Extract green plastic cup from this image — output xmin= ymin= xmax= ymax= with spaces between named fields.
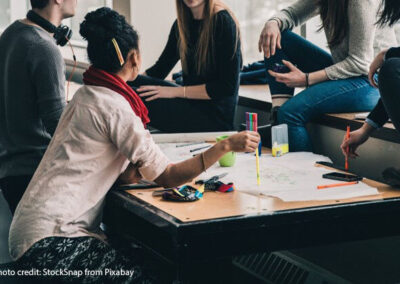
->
xmin=216 ymin=135 xmax=236 ymax=167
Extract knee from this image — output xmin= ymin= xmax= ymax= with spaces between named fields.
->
xmin=378 ymin=58 xmax=400 ymax=85
xmin=277 ymin=103 xmax=302 ymax=125
xmin=280 ymin=30 xmax=299 ymax=50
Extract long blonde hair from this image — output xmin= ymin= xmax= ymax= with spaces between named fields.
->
xmin=175 ymin=0 xmax=240 ymax=75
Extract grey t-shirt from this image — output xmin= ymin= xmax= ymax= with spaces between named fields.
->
xmin=0 ymin=21 xmax=66 ymax=179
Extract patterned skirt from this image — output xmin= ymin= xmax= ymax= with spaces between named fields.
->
xmin=16 ymin=236 xmax=155 ymax=283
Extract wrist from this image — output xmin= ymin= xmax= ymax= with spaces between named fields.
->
xmin=269 ymin=18 xmax=281 ymax=29
xmin=362 ymin=122 xmax=375 ymax=135
xmin=219 ymin=139 xmax=232 ymax=153
xmin=305 ymin=73 xmax=309 ymax=88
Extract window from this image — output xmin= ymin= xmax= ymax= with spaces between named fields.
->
xmin=0 ymin=1 xmax=10 ymax=29
xmin=67 ymin=0 xmax=112 ymax=44
xmin=225 ymin=0 xmax=296 ymax=64
xmin=0 ymin=0 xmax=30 ymax=31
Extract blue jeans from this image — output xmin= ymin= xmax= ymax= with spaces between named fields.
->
xmin=265 ymin=31 xmax=380 ymax=152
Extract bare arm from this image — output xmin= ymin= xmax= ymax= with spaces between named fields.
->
xmin=119 ymin=131 xmax=260 ymax=188
xmin=155 ymin=131 xmax=259 ymax=188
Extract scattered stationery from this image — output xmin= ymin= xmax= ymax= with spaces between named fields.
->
xmin=317 ymin=181 xmax=359 ymax=190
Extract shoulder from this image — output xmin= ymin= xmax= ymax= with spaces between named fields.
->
xmin=348 ymin=0 xmax=380 ymax=12
xmin=74 ymin=85 xmax=136 ymax=120
xmin=213 ymin=10 xmax=240 ymax=42
xmin=26 ymin=29 xmax=62 ymax=63
xmin=214 ymin=10 xmax=237 ymax=27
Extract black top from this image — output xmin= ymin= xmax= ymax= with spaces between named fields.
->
xmin=146 ymin=10 xmax=242 ymax=130
xmin=367 ymin=47 xmax=400 ymax=127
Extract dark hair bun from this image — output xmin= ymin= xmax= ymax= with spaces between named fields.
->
xmin=80 ymin=7 xmax=125 ymax=42
xmin=79 ymin=7 xmax=139 ymax=73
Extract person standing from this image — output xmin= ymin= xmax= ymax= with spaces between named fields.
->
xmin=0 ymin=0 xmax=77 ymax=213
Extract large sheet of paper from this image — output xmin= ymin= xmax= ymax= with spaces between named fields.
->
xmin=157 ymin=143 xmax=380 ymax=202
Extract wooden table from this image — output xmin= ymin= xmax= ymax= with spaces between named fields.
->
xmin=103 ymin=165 xmax=400 ymax=282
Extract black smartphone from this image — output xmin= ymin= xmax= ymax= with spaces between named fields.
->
xmin=323 ymin=172 xmax=363 ymax=182
xmin=273 ymin=63 xmax=290 ymax=73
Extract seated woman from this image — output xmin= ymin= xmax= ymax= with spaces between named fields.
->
xmin=259 ymin=0 xmax=397 ymax=152
xmin=129 ymin=0 xmax=242 ymax=133
xmin=9 ymin=7 xmax=259 ymax=283
xmin=342 ymin=0 xmax=400 ymax=186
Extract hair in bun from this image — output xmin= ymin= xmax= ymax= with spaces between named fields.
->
xmin=80 ymin=7 xmax=139 ymax=73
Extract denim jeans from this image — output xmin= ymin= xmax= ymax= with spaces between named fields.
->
xmin=265 ymin=31 xmax=380 ymax=152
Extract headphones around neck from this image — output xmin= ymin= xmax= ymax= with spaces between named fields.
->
xmin=27 ymin=10 xmax=72 ymax=46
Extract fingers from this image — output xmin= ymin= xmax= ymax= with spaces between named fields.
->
xmin=264 ymin=35 xmax=271 ymax=58
xmin=368 ymin=70 xmax=378 ymax=88
xmin=137 ymin=86 xmax=158 ymax=93
xmin=270 ymin=35 xmax=277 ymax=57
xmin=282 ymin=60 xmax=296 ymax=71
xmin=268 ymin=70 xmax=289 ymax=83
xmin=341 ymin=139 xmax=349 ymax=157
xmin=139 ymin=90 xmax=159 ymax=98
xmin=258 ymin=34 xmax=263 ymax=53
xmin=246 ymin=141 xmax=259 ymax=152
xmin=145 ymin=95 xmax=160 ymax=102
xmin=277 ymin=33 xmax=282 ymax=49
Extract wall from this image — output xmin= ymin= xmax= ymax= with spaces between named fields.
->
xmin=130 ymin=0 xmax=178 ymax=73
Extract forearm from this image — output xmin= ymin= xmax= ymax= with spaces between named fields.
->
xmin=308 ymin=69 xmax=329 ymax=86
xmin=361 ymin=121 xmax=376 ymax=136
xmin=155 ymin=140 xmax=230 ymax=187
xmin=175 ymin=84 xmax=211 ymax=100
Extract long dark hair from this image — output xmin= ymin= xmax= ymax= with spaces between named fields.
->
xmin=176 ymin=0 xmax=240 ymax=75
xmin=318 ymin=0 xmax=349 ymax=47
xmin=377 ymin=0 xmax=400 ymax=26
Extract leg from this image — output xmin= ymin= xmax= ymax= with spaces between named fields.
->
xmin=0 ymin=175 xmax=32 ymax=215
xmin=143 ymin=98 xmax=230 ymax=132
xmin=129 ymin=75 xmax=180 ymax=90
xmin=378 ymin=58 xmax=400 ymax=132
xmin=129 ymin=76 xmax=230 ymax=132
xmin=17 ymin=237 xmax=154 ymax=283
xmin=278 ymin=76 xmax=380 ymax=152
xmin=265 ymin=31 xmax=334 ymax=107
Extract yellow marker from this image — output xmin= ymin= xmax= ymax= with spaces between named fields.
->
xmin=256 ymin=148 xmax=260 ymax=185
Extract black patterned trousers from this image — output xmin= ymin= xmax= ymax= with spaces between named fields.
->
xmin=16 ymin=236 xmax=155 ymax=284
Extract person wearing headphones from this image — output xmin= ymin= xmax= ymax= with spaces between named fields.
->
xmin=0 ymin=0 xmax=77 ymax=214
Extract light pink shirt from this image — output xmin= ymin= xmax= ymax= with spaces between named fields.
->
xmin=9 ymin=85 xmax=170 ymax=260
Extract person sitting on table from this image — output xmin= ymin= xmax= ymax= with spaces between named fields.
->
xmin=259 ymin=0 xmax=397 ymax=152
xmin=0 ymin=0 xmax=77 ymax=214
xmin=341 ymin=0 xmax=400 ymax=186
xmin=9 ymin=7 xmax=260 ymax=284
xmin=129 ymin=0 xmax=242 ymax=133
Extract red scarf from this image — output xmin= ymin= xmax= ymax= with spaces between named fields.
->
xmin=83 ymin=66 xmax=150 ymax=127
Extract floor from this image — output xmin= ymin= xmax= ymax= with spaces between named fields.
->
xmin=0 ymin=190 xmax=12 ymax=264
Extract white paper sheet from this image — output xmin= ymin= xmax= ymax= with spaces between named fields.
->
xmin=157 ymin=143 xmax=380 ymax=202
xmin=152 ymin=132 xmax=237 ymax=144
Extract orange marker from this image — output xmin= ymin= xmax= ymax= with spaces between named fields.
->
xmin=317 ymin=181 xmax=358 ymax=190
xmin=345 ymin=126 xmax=350 ymax=171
